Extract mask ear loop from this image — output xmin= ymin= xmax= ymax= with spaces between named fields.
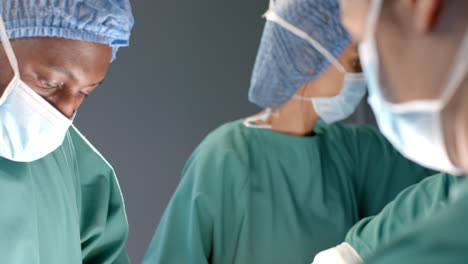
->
xmin=0 ymin=16 xmax=21 ymax=105
xmin=0 ymin=16 xmax=19 ymax=77
xmin=263 ymin=9 xmax=347 ymax=74
xmin=243 ymin=108 xmax=279 ymax=129
xmin=262 ymin=0 xmax=275 ymax=17
xmin=292 ymin=94 xmax=313 ymax=102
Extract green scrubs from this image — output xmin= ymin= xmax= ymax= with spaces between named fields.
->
xmin=143 ymin=120 xmax=435 ymax=264
xmin=345 ymin=173 xmax=462 ymax=262
xmin=367 ymin=178 xmax=468 ymax=264
xmin=0 ymin=126 xmax=129 ymax=264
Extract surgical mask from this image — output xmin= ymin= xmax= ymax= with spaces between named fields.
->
xmin=264 ymin=6 xmax=367 ymax=124
xmin=359 ymin=0 xmax=468 ymax=174
xmin=0 ymin=16 xmax=74 ymax=162
xmin=292 ymin=73 xmax=367 ymax=123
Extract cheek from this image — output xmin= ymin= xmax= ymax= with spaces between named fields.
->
xmin=331 ymin=78 xmax=345 ymax=97
xmin=311 ymin=76 xmax=344 ymax=98
xmin=325 ymin=69 xmax=346 ymax=97
xmin=0 ymin=61 xmax=15 ymax=98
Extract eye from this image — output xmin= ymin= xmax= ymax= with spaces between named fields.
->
xmin=39 ymin=80 xmax=64 ymax=90
xmin=352 ymin=57 xmax=362 ymax=73
xmin=80 ymin=89 xmax=91 ymax=99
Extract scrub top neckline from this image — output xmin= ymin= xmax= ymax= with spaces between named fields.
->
xmin=243 ymin=119 xmax=326 ymax=144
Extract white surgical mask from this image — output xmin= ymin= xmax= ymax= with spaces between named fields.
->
xmin=293 ymin=73 xmax=367 ymax=123
xmin=359 ymin=0 xmax=468 ymax=174
xmin=264 ymin=7 xmax=367 ymax=124
xmin=0 ymin=16 xmax=74 ymax=162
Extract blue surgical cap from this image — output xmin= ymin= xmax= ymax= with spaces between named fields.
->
xmin=249 ymin=0 xmax=351 ymax=108
xmin=1 ymin=0 xmax=134 ymax=61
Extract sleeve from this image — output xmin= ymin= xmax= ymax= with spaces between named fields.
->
xmin=367 ymin=181 xmax=468 ymax=264
xmin=345 ymin=173 xmax=459 ymax=262
xmin=143 ymin=147 xmax=249 ymax=264
xmin=142 ymin=167 xmax=214 ymax=263
xmin=312 ymin=173 xmax=459 ymax=264
xmin=80 ymin=168 xmax=130 ymax=264
xmin=353 ymin=126 xmax=438 ymax=217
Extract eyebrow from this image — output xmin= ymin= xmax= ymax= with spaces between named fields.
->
xmin=47 ymin=64 xmax=77 ymax=82
xmin=91 ymin=79 xmax=105 ymax=87
xmin=46 ymin=64 xmax=105 ymax=87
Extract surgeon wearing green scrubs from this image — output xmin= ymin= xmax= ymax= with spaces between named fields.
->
xmin=328 ymin=0 xmax=468 ymax=263
xmin=0 ymin=0 xmax=133 ymax=263
xmin=143 ymin=0 xmax=436 ymax=263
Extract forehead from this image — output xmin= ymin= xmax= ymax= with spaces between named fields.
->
xmin=12 ymin=37 xmax=111 ymax=64
xmin=7 ymin=37 xmax=112 ymax=82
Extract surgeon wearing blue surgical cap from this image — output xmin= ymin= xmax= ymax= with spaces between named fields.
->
xmin=142 ymin=0 xmax=436 ymax=263
xmin=0 ymin=0 xmax=133 ymax=263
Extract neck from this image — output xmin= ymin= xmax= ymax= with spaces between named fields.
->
xmin=252 ymin=98 xmax=320 ymax=137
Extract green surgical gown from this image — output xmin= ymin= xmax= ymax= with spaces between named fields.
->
xmin=367 ymin=178 xmax=468 ymax=264
xmin=0 ymin=125 xmax=129 ymax=264
xmin=344 ymin=173 xmax=462 ymax=262
xmin=144 ymin=120 xmax=435 ymax=264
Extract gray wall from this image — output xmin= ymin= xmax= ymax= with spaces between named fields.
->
xmin=75 ymin=1 xmax=375 ymax=262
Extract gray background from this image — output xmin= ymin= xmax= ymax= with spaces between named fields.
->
xmin=75 ymin=0 xmax=375 ymax=262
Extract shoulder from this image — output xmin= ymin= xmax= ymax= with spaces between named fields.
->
xmin=66 ymin=125 xmax=126 ymax=209
xmin=181 ymin=120 xmax=253 ymax=192
xmin=66 ymin=126 xmax=128 ymax=229
xmin=368 ymin=185 xmax=468 ymax=264
xmin=317 ymin=122 xmax=383 ymax=142
xmin=198 ymin=120 xmax=253 ymax=150
xmin=67 ymin=125 xmax=115 ymax=176
xmin=317 ymin=122 xmax=389 ymax=153
xmin=191 ymin=120 xmax=254 ymax=165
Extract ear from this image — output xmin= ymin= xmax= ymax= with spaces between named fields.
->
xmin=404 ymin=0 xmax=442 ymax=33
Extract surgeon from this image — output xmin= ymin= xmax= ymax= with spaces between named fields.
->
xmin=318 ymin=0 xmax=468 ymax=263
xmin=142 ymin=1 xmax=436 ymax=263
xmin=0 ymin=0 xmax=133 ymax=263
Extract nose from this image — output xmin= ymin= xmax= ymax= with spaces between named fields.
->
xmin=46 ymin=91 xmax=83 ymax=119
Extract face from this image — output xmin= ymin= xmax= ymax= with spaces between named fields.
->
xmin=341 ymin=0 xmax=468 ymax=170
xmin=271 ymin=44 xmax=361 ymax=136
xmin=340 ymin=0 xmax=467 ymax=103
xmin=0 ymin=37 xmax=112 ymax=118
